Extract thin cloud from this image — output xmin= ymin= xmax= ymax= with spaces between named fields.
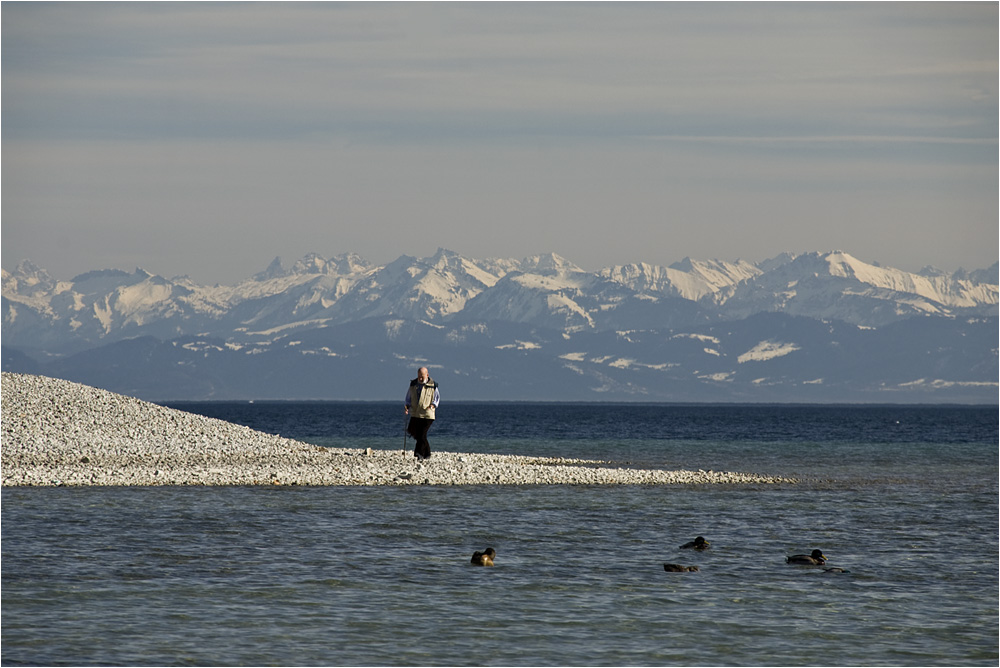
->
xmin=2 ymin=2 xmax=996 ymax=284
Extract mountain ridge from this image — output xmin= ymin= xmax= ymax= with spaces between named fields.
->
xmin=3 ymin=249 xmax=996 ymax=402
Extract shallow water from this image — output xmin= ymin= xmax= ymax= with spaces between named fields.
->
xmin=3 ymin=404 xmax=997 ymax=666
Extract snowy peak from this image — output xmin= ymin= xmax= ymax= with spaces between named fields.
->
xmin=755 ymin=252 xmax=799 ymax=273
xmin=460 ymin=269 xmax=597 ymax=332
xmin=325 ymin=249 xmax=506 ymax=322
xmin=600 ymin=258 xmax=761 ymax=302
xmin=673 ymin=257 xmax=761 ymax=290
xmin=720 ymin=250 xmax=998 ymax=325
xmin=917 ymin=265 xmax=949 ymax=278
xmin=250 ymin=252 xmax=374 ymax=282
xmin=3 ymin=260 xmax=59 ymax=297
xmin=443 ymin=250 xmax=606 ymax=331
xmin=2 ymin=263 xmax=199 ymax=344
xmin=254 ymin=257 xmax=286 ymax=281
xmin=968 ymin=262 xmax=999 ymax=285
xmin=290 ymin=252 xmax=373 ymax=277
xmin=821 ymin=251 xmax=894 ymax=282
xmin=291 ymin=254 xmax=328 ymax=275
xmin=599 ymin=263 xmax=704 ymax=300
xmin=517 ymin=252 xmax=583 ymax=275
xmin=807 ymin=251 xmax=997 ymax=308
xmin=424 ymin=248 xmax=504 ymax=287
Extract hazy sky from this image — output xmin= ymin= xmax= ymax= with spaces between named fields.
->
xmin=3 ymin=2 xmax=997 ymax=285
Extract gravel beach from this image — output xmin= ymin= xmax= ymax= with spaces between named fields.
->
xmin=2 ymin=373 xmax=796 ymax=487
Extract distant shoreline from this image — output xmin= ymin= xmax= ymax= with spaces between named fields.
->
xmin=164 ymin=398 xmax=998 ymax=408
xmin=2 ymin=373 xmax=796 ymax=488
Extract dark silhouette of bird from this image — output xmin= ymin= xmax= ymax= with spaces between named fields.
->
xmin=786 ymin=549 xmax=827 ymax=565
xmin=680 ymin=536 xmax=711 ymax=550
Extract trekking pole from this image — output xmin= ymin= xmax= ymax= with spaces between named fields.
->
xmin=403 ymin=413 xmax=409 ymax=458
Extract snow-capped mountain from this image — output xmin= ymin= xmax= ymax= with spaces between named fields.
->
xmin=718 ymin=251 xmax=999 ymax=326
xmin=2 ymin=265 xmax=210 ymax=351
xmin=3 ymin=249 xmax=996 ymax=402
xmin=599 ymin=257 xmax=763 ymax=302
xmin=324 ymin=249 xmax=505 ymax=323
xmin=456 ymin=253 xmax=608 ymax=332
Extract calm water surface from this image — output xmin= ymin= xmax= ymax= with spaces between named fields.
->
xmin=3 ymin=403 xmax=997 ymax=666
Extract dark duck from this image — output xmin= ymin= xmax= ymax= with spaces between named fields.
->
xmin=786 ymin=549 xmax=827 ymax=565
xmin=680 ymin=536 xmax=710 ymax=550
xmin=663 ymin=564 xmax=699 ymax=572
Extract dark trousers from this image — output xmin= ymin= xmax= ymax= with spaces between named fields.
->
xmin=408 ymin=417 xmax=434 ymax=459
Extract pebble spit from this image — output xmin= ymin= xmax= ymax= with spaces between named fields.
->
xmin=2 ymin=373 xmax=796 ymax=487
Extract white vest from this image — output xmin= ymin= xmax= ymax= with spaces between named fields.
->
xmin=408 ymin=380 xmax=437 ymax=420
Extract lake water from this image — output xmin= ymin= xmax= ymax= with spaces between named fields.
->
xmin=2 ymin=403 xmax=997 ymax=666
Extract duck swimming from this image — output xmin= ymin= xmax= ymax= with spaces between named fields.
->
xmin=663 ymin=563 xmax=699 ymax=572
xmin=680 ymin=536 xmax=710 ymax=550
xmin=471 ymin=548 xmax=496 ymax=567
xmin=786 ymin=549 xmax=827 ymax=565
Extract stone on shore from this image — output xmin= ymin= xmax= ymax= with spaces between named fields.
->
xmin=1 ymin=373 xmax=796 ymax=487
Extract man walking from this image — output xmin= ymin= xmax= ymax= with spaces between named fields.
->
xmin=404 ymin=367 xmax=439 ymax=460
